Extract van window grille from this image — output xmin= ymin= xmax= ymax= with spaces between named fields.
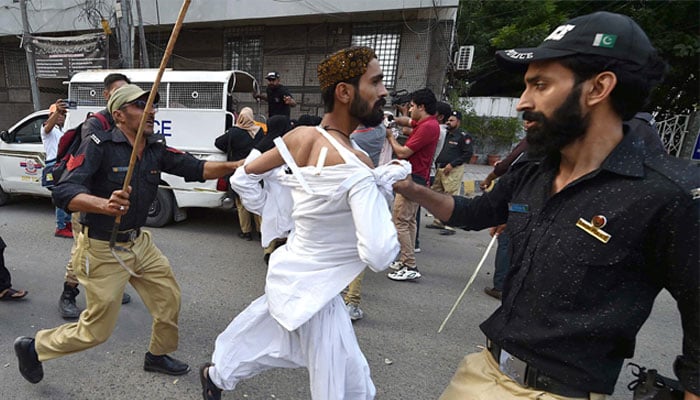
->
xmin=69 ymin=83 xmax=106 ymax=107
xmin=168 ymin=82 xmax=224 ymax=109
xmin=351 ymin=23 xmax=401 ymax=88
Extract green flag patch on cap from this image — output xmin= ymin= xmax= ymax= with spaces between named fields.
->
xmin=593 ymin=33 xmax=617 ymax=48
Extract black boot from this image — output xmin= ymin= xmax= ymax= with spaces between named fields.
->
xmin=59 ymin=282 xmax=81 ymax=319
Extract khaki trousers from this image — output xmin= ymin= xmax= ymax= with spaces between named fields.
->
xmin=343 ymin=269 xmax=365 ymax=305
xmin=236 ymin=197 xmax=261 ymax=234
xmin=439 ymin=349 xmax=606 ymax=400
xmin=35 ymin=230 xmax=181 ymax=361
xmin=63 ymin=212 xmax=82 ymax=285
xmin=392 ymin=193 xmax=419 ymax=268
xmin=432 ymin=164 xmax=465 ymax=196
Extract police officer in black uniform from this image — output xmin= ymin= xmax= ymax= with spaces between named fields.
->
xmin=428 ymin=110 xmax=473 ymax=235
xmin=14 ymin=84 xmax=242 ymax=385
xmin=393 ymin=12 xmax=699 ymax=400
xmin=254 ymin=71 xmax=297 ymax=118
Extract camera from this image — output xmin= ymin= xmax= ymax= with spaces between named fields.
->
xmin=389 ymin=89 xmax=411 ymax=106
xmin=65 ymin=100 xmax=77 ymax=109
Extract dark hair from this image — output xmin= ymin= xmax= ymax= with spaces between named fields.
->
xmin=436 ymin=101 xmax=452 ymax=121
xmin=103 ymin=73 xmax=131 ymax=89
xmin=411 ymin=88 xmax=437 ymax=115
xmin=558 ymin=54 xmax=666 ymax=120
xmin=296 ymin=114 xmax=322 ymax=126
xmin=321 ymin=75 xmax=361 ymax=113
xmin=256 ymin=115 xmax=292 ymax=153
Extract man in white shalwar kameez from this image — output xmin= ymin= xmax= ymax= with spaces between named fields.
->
xmin=200 ymin=46 xmax=412 ymax=400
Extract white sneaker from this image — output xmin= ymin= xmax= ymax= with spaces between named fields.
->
xmin=389 ymin=261 xmax=405 ymax=271
xmin=387 ymin=266 xmax=422 ymax=281
xmin=346 ymin=303 xmax=364 ymax=321
xmin=414 ymin=247 xmax=421 ymax=253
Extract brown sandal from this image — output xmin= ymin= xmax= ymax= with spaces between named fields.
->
xmin=199 ymin=363 xmax=222 ymax=400
xmin=0 ymin=287 xmax=28 ymax=301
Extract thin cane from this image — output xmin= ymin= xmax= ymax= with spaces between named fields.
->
xmin=109 ymin=0 xmax=191 ymax=271
xmin=437 ymin=233 xmax=499 ymax=333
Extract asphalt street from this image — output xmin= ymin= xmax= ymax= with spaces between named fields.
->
xmin=0 ymin=196 xmax=684 ymax=400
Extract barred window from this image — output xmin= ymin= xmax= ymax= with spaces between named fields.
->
xmin=224 ymin=27 xmax=263 ymax=80
xmin=3 ymin=48 xmax=30 ymax=88
xmin=351 ymin=23 xmax=401 ymax=88
xmin=145 ymin=33 xmax=173 ymax=68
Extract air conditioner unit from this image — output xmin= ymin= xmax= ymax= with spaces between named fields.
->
xmin=454 ymin=45 xmax=474 ymax=71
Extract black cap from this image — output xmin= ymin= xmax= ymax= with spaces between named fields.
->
xmin=495 ymin=12 xmax=657 ymax=70
xmin=451 ymin=110 xmax=462 ymax=120
xmin=265 ymin=71 xmax=280 ymax=80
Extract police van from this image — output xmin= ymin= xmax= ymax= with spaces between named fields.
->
xmin=0 ymin=69 xmax=259 ymax=226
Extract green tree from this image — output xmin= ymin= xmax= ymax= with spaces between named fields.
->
xmin=452 ymin=0 xmax=699 ymax=115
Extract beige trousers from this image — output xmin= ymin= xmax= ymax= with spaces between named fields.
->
xmin=343 ymin=269 xmax=365 ymax=305
xmin=392 ymin=193 xmax=419 ymax=268
xmin=439 ymin=349 xmax=606 ymax=400
xmin=36 ymin=229 xmax=181 ymax=361
xmin=63 ymin=212 xmax=82 ymax=285
xmin=432 ymin=164 xmax=465 ymax=196
xmin=236 ymin=197 xmax=261 ymax=234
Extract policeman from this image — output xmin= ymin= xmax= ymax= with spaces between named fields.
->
xmin=14 ymin=84 xmax=241 ymax=384
xmin=426 ymin=110 xmax=473 ymax=235
xmin=393 ymin=11 xmax=699 ymax=399
xmin=58 ymin=73 xmax=132 ymax=319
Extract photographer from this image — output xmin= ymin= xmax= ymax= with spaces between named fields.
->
xmin=42 ymin=99 xmax=72 ymax=239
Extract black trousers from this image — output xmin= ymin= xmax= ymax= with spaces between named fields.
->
xmin=0 ymin=236 xmax=11 ymax=291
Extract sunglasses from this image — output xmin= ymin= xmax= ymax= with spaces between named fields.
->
xmin=122 ymin=99 xmax=159 ymax=110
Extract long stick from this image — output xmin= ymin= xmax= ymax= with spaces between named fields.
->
xmin=437 ymin=233 xmax=499 ymax=333
xmin=109 ymin=0 xmax=191 ymax=247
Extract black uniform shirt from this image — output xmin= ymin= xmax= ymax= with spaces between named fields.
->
xmin=266 ymin=84 xmax=293 ymax=118
xmin=446 ymin=126 xmax=699 ymax=394
xmin=52 ymin=127 xmax=205 ymax=232
xmin=214 ymin=126 xmax=263 ymax=162
xmin=435 ymin=128 xmax=473 ymax=168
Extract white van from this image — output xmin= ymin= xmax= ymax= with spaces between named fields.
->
xmin=0 ymin=69 xmax=259 ymax=226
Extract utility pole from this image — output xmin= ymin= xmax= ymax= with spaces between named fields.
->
xmin=19 ymin=0 xmax=41 ymax=111
xmin=116 ymin=0 xmax=133 ymax=68
xmin=134 ymin=0 xmax=149 ymax=68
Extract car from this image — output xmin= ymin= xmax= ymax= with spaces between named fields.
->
xmin=0 ymin=109 xmax=51 ymax=206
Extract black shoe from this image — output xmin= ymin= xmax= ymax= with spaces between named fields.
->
xmin=59 ymin=283 xmax=81 ymax=319
xmin=199 ymin=363 xmax=222 ymax=400
xmin=122 ymin=292 xmax=131 ymax=304
xmin=14 ymin=337 xmax=43 ymax=384
xmin=238 ymin=232 xmax=252 ymax=241
xmin=484 ymin=287 xmax=503 ymax=300
xmin=144 ymin=352 xmax=190 ymax=376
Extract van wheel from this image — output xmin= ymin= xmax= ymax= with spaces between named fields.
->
xmin=146 ymin=188 xmax=174 ymax=227
xmin=0 ymin=186 xmax=9 ymax=206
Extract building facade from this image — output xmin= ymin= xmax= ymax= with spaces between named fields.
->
xmin=0 ymin=0 xmax=458 ymax=127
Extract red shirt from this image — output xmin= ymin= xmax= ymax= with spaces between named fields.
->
xmin=405 ymin=115 xmax=439 ymax=184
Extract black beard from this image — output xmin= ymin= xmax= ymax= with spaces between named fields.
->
xmin=524 ymin=85 xmax=589 ymax=158
xmin=351 ymin=95 xmax=386 ymax=127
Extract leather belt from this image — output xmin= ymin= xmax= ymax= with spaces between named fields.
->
xmin=488 ymin=340 xmax=590 ymax=398
xmin=85 ymin=227 xmax=140 ymax=243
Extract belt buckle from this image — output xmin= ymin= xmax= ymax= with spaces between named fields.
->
xmin=127 ymin=229 xmax=138 ymax=242
xmin=498 ymin=348 xmax=528 ymax=386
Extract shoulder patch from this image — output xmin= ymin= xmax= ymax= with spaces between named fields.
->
xmin=90 ymin=134 xmax=101 ymax=144
xmin=66 ymin=154 xmax=85 ymax=171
